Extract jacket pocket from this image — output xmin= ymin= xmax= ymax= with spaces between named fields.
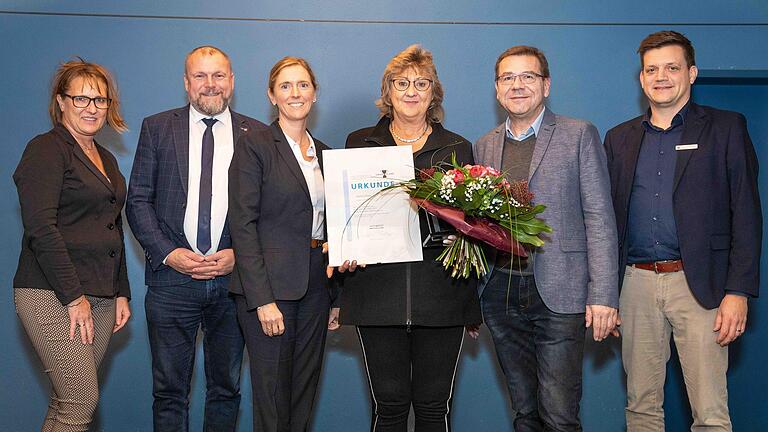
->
xmin=710 ymin=234 xmax=731 ymax=250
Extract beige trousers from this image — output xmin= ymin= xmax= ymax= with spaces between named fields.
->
xmin=15 ymin=288 xmax=115 ymax=432
xmin=620 ymin=266 xmax=731 ymax=432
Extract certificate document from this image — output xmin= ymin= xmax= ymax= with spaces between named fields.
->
xmin=323 ymin=146 xmax=423 ymax=267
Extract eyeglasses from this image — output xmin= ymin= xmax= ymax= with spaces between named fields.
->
xmin=391 ymin=78 xmax=433 ymax=92
xmin=495 ymin=72 xmax=545 ymax=86
xmin=62 ymin=94 xmax=111 ymax=109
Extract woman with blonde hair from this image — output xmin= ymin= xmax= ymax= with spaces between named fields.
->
xmin=337 ymin=45 xmax=481 ymax=432
xmin=13 ymin=59 xmax=131 ymax=431
xmin=229 ymin=56 xmax=337 ymax=431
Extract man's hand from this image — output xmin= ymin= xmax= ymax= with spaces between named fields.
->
xmin=257 ymin=302 xmax=285 ymax=337
xmin=585 ymin=304 xmax=618 ymax=342
xmin=714 ymin=294 xmax=748 ymax=347
xmin=165 ymin=248 xmax=215 ymax=276
xmin=192 ymin=249 xmax=235 ymax=279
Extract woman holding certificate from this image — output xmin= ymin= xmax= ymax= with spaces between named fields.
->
xmin=229 ymin=57 xmax=336 ymax=431
xmin=338 ymin=45 xmax=482 ymax=432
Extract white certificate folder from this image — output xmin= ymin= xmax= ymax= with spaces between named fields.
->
xmin=323 ymin=146 xmax=423 ymax=267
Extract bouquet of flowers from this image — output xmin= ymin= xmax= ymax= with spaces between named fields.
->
xmin=394 ymin=154 xmax=552 ymax=278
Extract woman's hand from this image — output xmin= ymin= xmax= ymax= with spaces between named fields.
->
xmin=465 ymin=323 xmax=481 ymax=340
xmin=67 ymin=295 xmax=94 ymax=344
xmin=257 ymin=302 xmax=285 ymax=337
xmin=113 ymin=296 xmax=131 ymax=333
xmin=328 ymin=307 xmax=341 ymax=331
xmin=323 ymin=242 xmax=365 ymax=278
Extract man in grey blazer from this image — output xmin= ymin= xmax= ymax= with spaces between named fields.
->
xmin=474 ymin=46 xmax=619 ymax=431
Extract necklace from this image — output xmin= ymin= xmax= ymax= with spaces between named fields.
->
xmin=390 ymin=122 xmax=428 ymax=143
xmin=79 ymin=143 xmax=96 ymax=154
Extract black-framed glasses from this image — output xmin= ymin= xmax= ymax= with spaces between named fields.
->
xmin=495 ymin=72 xmax=545 ymax=86
xmin=391 ymin=78 xmax=433 ymax=92
xmin=62 ymin=94 xmax=111 ymax=109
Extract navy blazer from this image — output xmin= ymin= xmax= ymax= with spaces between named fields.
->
xmin=228 ymin=121 xmax=330 ymax=310
xmin=605 ymin=102 xmax=762 ymax=309
xmin=126 ymin=105 xmax=267 ymax=287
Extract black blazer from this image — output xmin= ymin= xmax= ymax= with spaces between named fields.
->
xmin=228 ymin=121 xmax=330 ymax=310
xmin=126 ymin=106 xmax=266 ymax=287
xmin=13 ymin=124 xmax=130 ymax=305
xmin=604 ymin=102 xmax=762 ymax=309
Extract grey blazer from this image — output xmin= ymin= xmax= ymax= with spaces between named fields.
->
xmin=474 ymin=109 xmax=619 ymax=313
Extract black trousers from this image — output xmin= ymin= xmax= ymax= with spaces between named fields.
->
xmin=356 ymin=325 xmax=465 ymax=432
xmin=236 ymin=247 xmax=331 ymax=432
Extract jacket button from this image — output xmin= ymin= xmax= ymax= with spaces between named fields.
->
xmin=109 ymin=251 xmax=116 ymax=258
xmin=107 ymin=223 xmax=115 ymax=230
xmin=110 ymin=197 xmax=116 ymax=204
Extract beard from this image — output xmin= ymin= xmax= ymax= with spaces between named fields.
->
xmin=190 ymin=91 xmax=231 ymax=116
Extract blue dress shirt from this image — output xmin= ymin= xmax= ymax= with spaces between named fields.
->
xmin=626 ymin=104 xmax=690 ymax=263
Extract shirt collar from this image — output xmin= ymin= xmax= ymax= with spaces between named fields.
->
xmin=189 ymin=104 xmax=231 ymax=128
xmin=285 ymin=131 xmax=317 ymax=159
xmin=505 ymin=106 xmax=546 ymax=141
xmin=642 ymin=100 xmax=689 ymax=132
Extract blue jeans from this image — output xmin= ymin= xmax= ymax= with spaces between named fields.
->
xmin=482 ymin=272 xmax=585 ymax=432
xmin=145 ymin=278 xmax=245 ymax=432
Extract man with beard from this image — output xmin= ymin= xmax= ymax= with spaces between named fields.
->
xmin=127 ymin=46 xmax=266 ymax=432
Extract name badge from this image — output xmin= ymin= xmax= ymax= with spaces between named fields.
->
xmin=675 ymin=144 xmax=698 ymax=151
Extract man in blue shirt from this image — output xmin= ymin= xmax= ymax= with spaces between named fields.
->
xmin=604 ymin=31 xmax=761 ymax=431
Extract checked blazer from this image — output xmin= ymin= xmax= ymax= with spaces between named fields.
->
xmin=126 ymin=105 xmax=267 ymax=287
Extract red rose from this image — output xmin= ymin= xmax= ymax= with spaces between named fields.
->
xmin=453 ymin=170 xmax=465 ymax=184
xmin=469 ymin=165 xmax=487 ymax=178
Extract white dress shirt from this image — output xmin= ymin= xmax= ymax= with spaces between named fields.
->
xmin=285 ymin=131 xmax=325 ymax=240
xmin=184 ymin=105 xmax=234 ymax=255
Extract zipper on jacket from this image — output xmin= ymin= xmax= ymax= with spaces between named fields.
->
xmin=406 ymin=263 xmax=412 ymax=332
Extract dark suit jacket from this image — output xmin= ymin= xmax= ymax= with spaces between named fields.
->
xmin=605 ymin=102 xmax=762 ymax=309
xmin=13 ymin=124 xmax=130 ymax=305
xmin=228 ymin=121 xmax=330 ymax=310
xmin=126 ymin=105 xmax=266 ymax=287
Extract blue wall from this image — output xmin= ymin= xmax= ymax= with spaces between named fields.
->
xmin=2 ymin=2 xmax=767 ymax=431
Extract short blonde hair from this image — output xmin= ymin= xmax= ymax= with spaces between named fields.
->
xmin=49 ymin=59 xmax=127 ymax=132
xmin=375 ymin=45 xmax=444 ymax=123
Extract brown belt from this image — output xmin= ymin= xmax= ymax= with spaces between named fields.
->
xmin=310 ymin=239 xmax=324 ymax=249
xmin=631 ymin=259 xmax=683 ymax=273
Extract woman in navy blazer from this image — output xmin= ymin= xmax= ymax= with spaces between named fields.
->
xmin=229 ymin=57 xmax=337 ymax=432
xmin=13 ymin=59 xmax=131 ymax=431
